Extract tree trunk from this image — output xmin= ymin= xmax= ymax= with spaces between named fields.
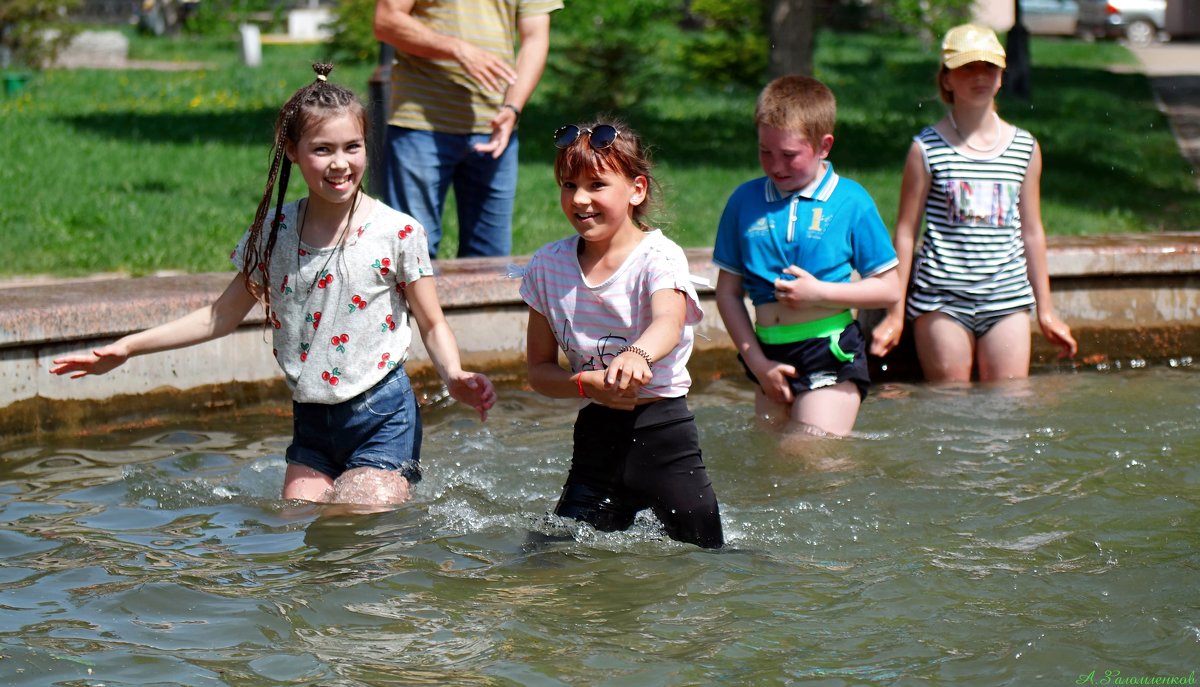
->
xmin=768 ymin=0 xmax=814 ymax=78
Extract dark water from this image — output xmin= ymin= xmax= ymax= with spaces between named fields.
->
xmin=1 ymin=368 xmax=1198 ymax=686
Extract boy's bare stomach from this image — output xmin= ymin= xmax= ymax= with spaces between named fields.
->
xmin=754 ymin=302 xmax=848 ymax=328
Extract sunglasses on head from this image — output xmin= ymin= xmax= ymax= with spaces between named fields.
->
xmin=553 ymin=124 xmax=620 ymax=150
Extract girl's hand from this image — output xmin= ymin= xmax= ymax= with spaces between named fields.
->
xmin=1038 ymin=312 xmax=1078 ymax=359
xmin=752 ymin=359 xmax=798 ymax=405
xmin=870 ymin=312 xmax=905 ymax=358
xmin=774 ymin=266 xmax=826 ymax=308
xmin=579 ymin=369 xmax=639 ymax=411
xmin=604 ymin=350 xmax=653 ymax=393
xmin=446 ymin=371 xmax=497 ymax=421
xmin=50 ymin=344 xmax=130 ymax=378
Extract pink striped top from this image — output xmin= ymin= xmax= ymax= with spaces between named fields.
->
xmin=519 ymin=230 xmax=703 ymax=399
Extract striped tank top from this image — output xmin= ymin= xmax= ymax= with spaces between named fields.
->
xmin=907 ymin=124 xmax=1037 ymax=318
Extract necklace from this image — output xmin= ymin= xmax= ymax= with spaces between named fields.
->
xmin=949 ymin=111 xmax=1002 ymax=153
xmin=296 ymin=190 xmax=360 ymax=296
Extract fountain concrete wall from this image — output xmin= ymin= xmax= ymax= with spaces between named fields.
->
xmin=3 ymin=235 xmax=1199 ymax=439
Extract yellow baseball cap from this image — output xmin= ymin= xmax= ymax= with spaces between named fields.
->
xmin=941 ymin=24 xmax=1007 ymax=70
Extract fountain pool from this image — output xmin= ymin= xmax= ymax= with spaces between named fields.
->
xmin=1 ymin=367 xmax=1197 ymax=685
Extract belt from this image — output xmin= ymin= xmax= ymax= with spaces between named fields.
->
xmin=755 ymin=310 xmax=855 ymax=362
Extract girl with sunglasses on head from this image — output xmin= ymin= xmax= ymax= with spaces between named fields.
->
xmin=51 ymin=64 xmax=496 ymax=508
xmin=517 ymin=119 xmax=724 ymax=549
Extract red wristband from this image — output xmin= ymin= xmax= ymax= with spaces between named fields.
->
xmin=576 ymin=375 xmax=588 ymax=398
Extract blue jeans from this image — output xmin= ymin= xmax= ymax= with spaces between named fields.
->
xmin=384 ymin=126 xmax=518 ymax=259
xmin=286 ymin=366 xmax=423 ymax=483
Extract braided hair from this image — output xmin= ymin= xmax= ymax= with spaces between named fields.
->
xmin=240 ymin=63 xmax=368 ymax=306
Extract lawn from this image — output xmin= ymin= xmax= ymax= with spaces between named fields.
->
xmin=1 ymin=30 xmax=1196 ymax=277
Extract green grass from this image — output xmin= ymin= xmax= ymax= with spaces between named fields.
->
xmin=1 ymin=31 xmax=1196 ymax=277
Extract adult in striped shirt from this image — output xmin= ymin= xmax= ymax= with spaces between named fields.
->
xmin=374 ymin=0 xmax=561 ymax=259
xmin=870 ymin=24 xmax=1077 ymax=382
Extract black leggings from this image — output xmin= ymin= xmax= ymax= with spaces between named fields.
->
xmin=555 ymin=396 xmax=724 ymax=549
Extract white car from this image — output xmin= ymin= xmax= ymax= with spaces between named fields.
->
xmin=1019 ymin=0 xmax=1080 ymax=36
xmin=1076 ymin=0 xmax=1167 ymax=46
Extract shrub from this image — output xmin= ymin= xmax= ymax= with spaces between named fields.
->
xmin=541 ymin=0 xmax=679 ymax=112
xmin=181 ymin=0 xmax=286 ymax=38
xmin=876 ymin=0 xmax=975 ymax=44
xmin=326 ymin=0 xmax=378 ymax=65
xmin=1 ymin=0 xmax=83 ymax=69
xmin=680 ymin=0 xmax=768 ymax=89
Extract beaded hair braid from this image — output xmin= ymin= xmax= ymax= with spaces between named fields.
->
xmin=239 ymin=63 xmax=368 ymax=306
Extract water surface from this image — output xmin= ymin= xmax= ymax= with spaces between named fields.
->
xmin=2 ymin=368 xmax=1198 ymax=686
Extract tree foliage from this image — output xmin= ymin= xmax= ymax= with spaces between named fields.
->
xmin=682 ymin=0 xmax=769 ymax=87
xmin=1 ymin=0 xmax=82 ymax=69
xmin=320 ymin=0 xmax=977 ymax=103
xmin=540 ymin=0 xmax=680 ymax=111
xmin=327 ymin=0 xmax=379 ymax=65
xmin=876 ymin=0 xmax=976 ymax=45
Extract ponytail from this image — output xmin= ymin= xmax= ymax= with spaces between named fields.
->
xmin=240 ymin=63 xmax=365 ymax=311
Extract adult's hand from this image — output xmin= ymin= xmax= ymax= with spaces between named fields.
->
xmin=473 ymin=107 xmax=517 ymax=158
xmin=451 ymin=39 xmax=517 ymax=93
xmin=374 ymin=0 xmax=516 ymax=93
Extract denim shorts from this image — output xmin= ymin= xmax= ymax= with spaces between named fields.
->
xmin=739 ymin=320 xmax=871 ymax=400
xmin=286 ymin=366 xmax=423 ymax=483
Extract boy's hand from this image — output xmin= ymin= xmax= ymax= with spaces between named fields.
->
xmin=774 ymin=266 xmax=827 ymax=308
xmin=752 ymin=359 xmax=798 ymax=404
xmin=580 ymin=369 xmax=640 ymax=411
xmin=446 ymin=371 xmax=497 ymax=421
xmin=869 ymin=312 xmax=905 ymax=358
xmin=50 ymin=344 xmax=130 ymax=378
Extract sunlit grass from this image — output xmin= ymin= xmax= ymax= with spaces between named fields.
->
xmin=1 ymin=31 xmax=1195 ymax=277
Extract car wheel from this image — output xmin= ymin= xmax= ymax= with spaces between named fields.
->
xmin=1125 ymin=19 xmax=1157 ymax=47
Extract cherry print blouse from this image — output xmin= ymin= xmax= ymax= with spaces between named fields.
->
xmin=231 ymin=200 xmax=434 ymax=404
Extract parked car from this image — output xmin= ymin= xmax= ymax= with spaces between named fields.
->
xmin=1019 ymin=0 xmax=1080 ymax=36
xmin=1076 ymin=0 xmax=1167 ymax=46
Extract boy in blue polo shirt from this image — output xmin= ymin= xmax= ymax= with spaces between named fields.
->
xmin=713 ymin=75 xmax=899 ymax=437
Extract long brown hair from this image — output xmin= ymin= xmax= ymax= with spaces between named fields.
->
xmin=240 ymin=63 xmax=368 ymax=305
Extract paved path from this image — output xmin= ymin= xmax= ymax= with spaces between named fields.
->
xmin=1131 ymin=41 xmax=1200 ymax=191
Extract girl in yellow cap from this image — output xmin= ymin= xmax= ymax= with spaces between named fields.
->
xmin=870 ymin=23 xmax=1077 ymax=382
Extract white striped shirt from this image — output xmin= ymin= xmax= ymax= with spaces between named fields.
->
xmin=519 ymin=230 xmax=703 ymax=400
xmin=908 ymin=125 xmax=1037 ymax=317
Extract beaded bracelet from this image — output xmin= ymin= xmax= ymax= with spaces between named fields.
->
xmin=618 ymin=344 xmax=653 ymax=368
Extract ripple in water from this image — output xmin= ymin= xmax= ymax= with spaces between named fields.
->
xmin=1 ymin=369 xmax=1198 ymax=684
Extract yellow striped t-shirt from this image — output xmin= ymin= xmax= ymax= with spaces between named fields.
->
xmin=387 ymin=0 xmax=562 ymax=135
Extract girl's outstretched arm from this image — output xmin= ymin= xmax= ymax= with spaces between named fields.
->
xmin=871 ymin=141 xmax=930 ymax=358
xmin=50 ymin=273 xmax=259 ymax=378
xmin=404 ymin=276 xmax=496 ymax=420
xmin=1019 ymin=142 xmax=1077 ymax=359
